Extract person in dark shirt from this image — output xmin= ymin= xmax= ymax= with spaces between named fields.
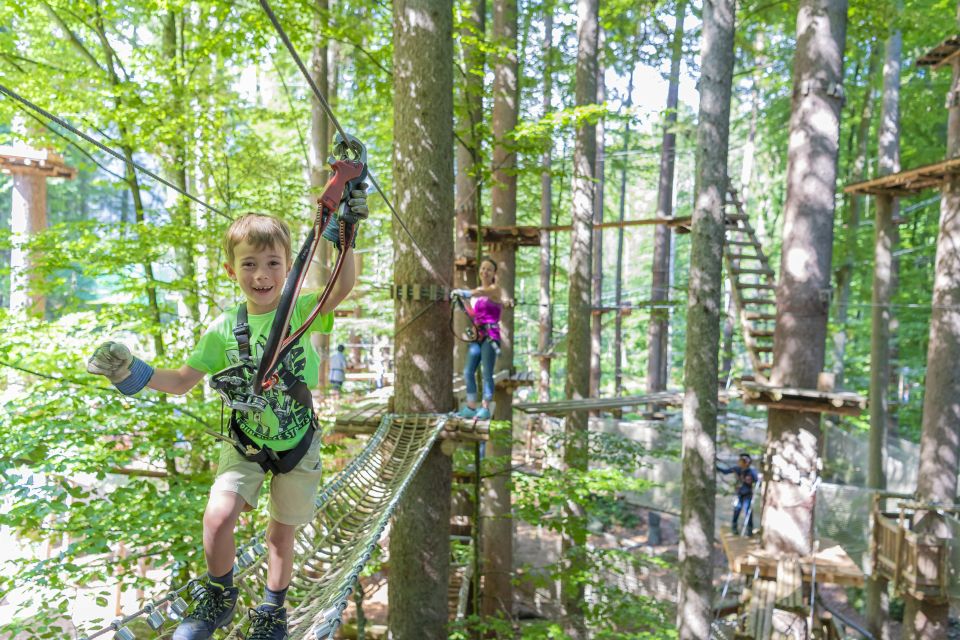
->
xmin=717 ymin=453 xmax=760 ymax=536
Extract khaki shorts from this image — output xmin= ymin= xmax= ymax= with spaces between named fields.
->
xmin=211 ymin=430 xmax=323 ymax=526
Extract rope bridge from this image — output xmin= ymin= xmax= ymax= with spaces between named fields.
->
xmin=79 ymin=414 xmax=448 ymax=640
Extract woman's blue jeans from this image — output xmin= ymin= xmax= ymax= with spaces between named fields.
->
xmin=465 ymin=339 xmax=498 ymax=403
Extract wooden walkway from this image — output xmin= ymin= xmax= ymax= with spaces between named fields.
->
xmin=720 ymin=530 xmax=864 ymax=587
xmin=738 ymin=380 xmax=867 ymax=416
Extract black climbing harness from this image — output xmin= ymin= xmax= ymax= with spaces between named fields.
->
xmin=210 ymin=304 xmax=317 ymax=475
xmin=450 ymin=294 xmax=479 ymax=343
xmin=208 ymin=134 xmax=367 ymax=473
xmin=449 ymin=293 xmax=502 ymax=355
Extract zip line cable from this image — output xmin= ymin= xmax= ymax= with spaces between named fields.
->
xmin=0 ymin=84 xmax=231 ymax=221
xmin=257 ymin=0 xmax=452 ymax=291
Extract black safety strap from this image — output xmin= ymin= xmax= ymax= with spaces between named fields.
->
xmin=229 ymin=303 xmax=317 ymax=475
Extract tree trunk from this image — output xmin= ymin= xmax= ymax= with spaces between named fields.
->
xmin=648 ymin=0 xmax=686 ymax=393
xmin=677 ymin=0 xmax=735 ymax=636
xmin=162 ymin=10 xmax=202 ymax=338
xmin=9 ymin=171 xmax=47 ymax=316
xmin=589 ymin=35 xmax=605 ymax=401
xmin=614 ymin=64 xmax=636 ymax=398
xmin=309 ymin=0 xmax=335 ymax=392
xmin=387 ymin=0 xmax=454 ymax=635
xmin=761 ymin=0 xmax=848 ymax=557
xmin=562 ymin=0 xmax=597 ymax=635
xmin=538 ymin=6 xmax=554 ymax=402
xmin=866 ymin=16 xmax=900 ymax=639
xmin=481 ymin=0 xmax=518 ymax=620
xmin=903 ymin=8 xmax=960 ymax=636
xmin=455 ymin=0 xmax=485 ymax=376
xmin=833 ymin=47 xmax=880 ymax=389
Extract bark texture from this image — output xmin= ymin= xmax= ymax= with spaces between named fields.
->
xmin=589 ymin=41 xmax=605 ymax=400
xmin=904 ymin=11 xmax=960 ymax=632
xmin=614 ymin=65 xmax=635 ymax=398
xmin=481 ymin=0 xmax=518 ymax=618
xmin=538 ymin=6 xmax=554 ymax=402
xmin=562 ymin=0 xmax=598 ymax=635
xmin=676 ymin=0 xmax=735 ymax=636
xmin=866 ymin=19 xmax=900 ymax=639
xmin=761 ymin=0 xmax=847 ymax=557
xmin=648 ymin=0 xmax=686 ymax=393
xmin=309 ymin=0 xmax=335 ymax=389
xmin=388 ymin=0 xmax=454 ymax=636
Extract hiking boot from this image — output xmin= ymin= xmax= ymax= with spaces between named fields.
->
xmin=246 ymin=606 xmax=289 ymax=640
xmin=457 ymin=405 xmax=476 ymax=419
xmin=172 ymin=582 xmax=238 ymax=640
xmin=474 ymin=407 xmax=491 ymax=420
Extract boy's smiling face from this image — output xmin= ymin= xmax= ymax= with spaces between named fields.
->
xmin=224 ymin=240 xmax=290 ymax=314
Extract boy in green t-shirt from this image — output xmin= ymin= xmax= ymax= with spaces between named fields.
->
xmin=86 ymin=197 xmax=366 ymax=640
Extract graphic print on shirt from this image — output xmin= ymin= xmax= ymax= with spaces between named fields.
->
xmin=224 ymin=335 xmax=313 ymax=444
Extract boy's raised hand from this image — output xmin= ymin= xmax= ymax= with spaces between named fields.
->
xmin=87 ymin=342 xmax=134 ymax=383
xmin=342 ymin=183 xmax=369 ymax=224
xmin=87 ymin=342 xmax=155 ymax=396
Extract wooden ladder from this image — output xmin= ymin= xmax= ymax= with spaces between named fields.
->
xmin=724 ymin=189 xmax=776 ymax=383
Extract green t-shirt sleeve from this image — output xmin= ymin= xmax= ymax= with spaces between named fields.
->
xmin=298 ymin=292 xmax=334 ymax=335
xmin=186 ymin=313 xmax=230 ymax=375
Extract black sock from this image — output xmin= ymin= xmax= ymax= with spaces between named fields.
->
xmin=208 ymin=568 xmax=234 ymax=590
xmin=261 ymin=585 xmax=288 ymax=609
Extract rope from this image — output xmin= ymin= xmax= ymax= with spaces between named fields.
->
xmin=74 ymin=413 xmax=448 ymax=640
xmin=0 ymin=83 xmax=231 ymax=221
xmin=257 ymin=0 xmax=452 ymax=290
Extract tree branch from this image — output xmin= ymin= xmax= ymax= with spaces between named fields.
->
xmin=41 ymin=2 xmax=106 ymax=75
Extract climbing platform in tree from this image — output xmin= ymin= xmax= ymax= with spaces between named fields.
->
xmin=844 ymin=156 xmax=960 ymax=196
xmin=723 ymin=189 xmax=777 ymax=383
xmin=917 ymin=35 xmax=960 ymax=68
xmin=0 ymin=144 xmax=77 ymax=178
xmin=871 ymin=500 xmax=957 ymax=601
xmin=737 ymin=379 xmax=866 ymax=416
xmin=720 ymin=530 xmax=864 ymax=588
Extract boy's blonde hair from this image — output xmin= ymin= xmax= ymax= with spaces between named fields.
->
xmin=224 ymin=213 xmax=292 ymax=264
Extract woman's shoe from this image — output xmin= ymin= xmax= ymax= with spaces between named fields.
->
xmin=474 ymin=407 xmax=491 ymax=420
xmin=457 ymin=406 xmax=477 ymax=418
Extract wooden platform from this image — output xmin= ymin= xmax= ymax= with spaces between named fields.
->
xmin=0 ymin=145 xmax=76 ymax=178
xmin=844 ymin=157 xmax=960 ymax=197
xmin=738 ymin=380 xmax=866 ymax=416
xmin=514 ymin=390 xmax=684 ymax=415
xmin=334 ymin=404 xmax=490 ymax=441
xmin=465 ymin=225 xmax=541 ymax=246
xmin=917 ymin=35 xmax=960 ymax=69
xmin=720 ymin=531 xmax=864 ymax=588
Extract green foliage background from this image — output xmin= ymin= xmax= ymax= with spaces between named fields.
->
xmin=0 ymin=0 xmax=953 ymax=637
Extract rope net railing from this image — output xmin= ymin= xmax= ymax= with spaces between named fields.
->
xmin=77 ymin=413 xmax=447 ymax=640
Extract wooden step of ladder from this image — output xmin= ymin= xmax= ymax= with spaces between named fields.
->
xmin=725 ymin=187 xmax=778 ymax=383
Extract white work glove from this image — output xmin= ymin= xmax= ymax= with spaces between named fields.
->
xmin=451 ymin=288 xmax=472 ymax=299
xmin=87 ymin=342 xmax=154 ymax=395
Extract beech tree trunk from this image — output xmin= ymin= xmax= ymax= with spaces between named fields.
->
xmin=833 ymin=47 xmax=879 ymax=389
xmin=904 ymin=7 xmax=960 ymax=636
xmin=309 ymin=0 xmax=335 ymax=390
xmin=614 ymin=64 xmax=636 ymax=398
xmin=387 ymin=0 xmax=454 ymax=636
xmin=866 ymin=16 xmax=900 ymax=639
xmin=589 ymin=39 xmax=605 ymax=401
xmin=761 ymin=0 xmax=848 ymax=557
xmin=648 ymin=0 xmax=686 ymax=393
xmin=455 ymin=0 xmax=484 ymax=375
xmin=562 ymin=0 xmax=598 ymax=635
xmin=481 ymin=0 xmax=518 ymax=619
xmin=538 ymin=6 xmax=554 ymax=402
xmin=677 ymin=0 xmax=735 ymax=636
